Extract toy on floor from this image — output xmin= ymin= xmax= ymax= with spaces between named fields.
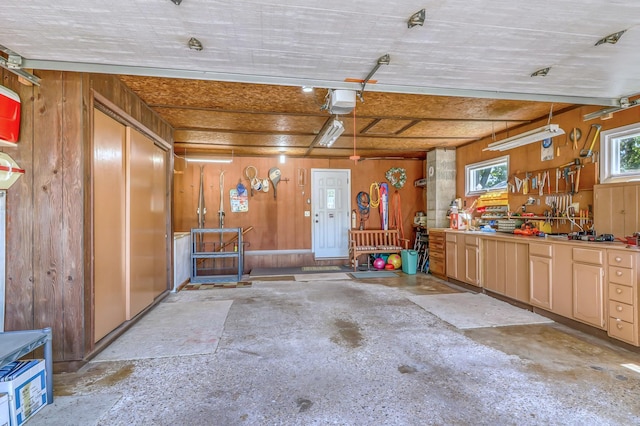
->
xmin=373 ymin=257 xmax=386 ymax=270
xmin=387 ymin=254 xmax=402 ymax=269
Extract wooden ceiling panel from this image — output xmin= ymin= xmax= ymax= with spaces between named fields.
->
xmin=360 ymin=119 xmax=416 ymax=135
xmin=174 ymin=143 xmax=311 ymax=157
xmin=120 ymin=76 xmax=328 ymax=114
xmin=118 ymin=75 xmax=578 ymax=160
xmin=402 ymin=120 xmax=508 ymax=138
xmin=154 ymin=108 xmax=329 ymax=133
xmin=330 ymin=136 xmax=476 ymax=150
xmin=174 ymin=130 xmax=315 ymax=147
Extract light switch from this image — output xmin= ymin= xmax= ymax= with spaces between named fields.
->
xmin=304 ymin=211 xmax=311 ymax=217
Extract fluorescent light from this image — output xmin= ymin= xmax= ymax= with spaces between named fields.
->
xmin=315 ymin=119 xmax=344 ymax=147
xmin=483 ymin=124 xmax=565 ymax=152
xmin=185 ymin=157 xmax=232 ymax=164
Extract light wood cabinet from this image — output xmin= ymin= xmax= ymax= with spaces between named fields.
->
xmin=428 ymin=229 xmax=446 ymax=279
xmin=529 ymin=243 xmax=553 ymax=310
xmin=446 ymin=232 xmax=459 ymax=281
xmin=572 ymin=247 xmax=606 ymax=329
xmin=464 ymin=235 xmax=480 ymax=286
xmin=607 ymin=250 xmax=640 ymax=345
xmin=594 ymin=183 xmax=640 ymax=238
xmin=446 ymin=232 xmax=480 ymax=286
xmin=482 ymin=238 xmax=529 ymax=302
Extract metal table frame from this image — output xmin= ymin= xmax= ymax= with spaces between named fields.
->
xmin=191 ymin=228 xmax=243 ymax=283
xmin=0 ymin=327 xmax=53 ymax=404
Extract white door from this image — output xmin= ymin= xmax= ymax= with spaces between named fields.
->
xmin=311 ymin=169 xmax=351 ymax=258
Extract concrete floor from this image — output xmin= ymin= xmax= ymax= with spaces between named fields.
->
xmin=36 ymin=273 xmax=640 ymax=425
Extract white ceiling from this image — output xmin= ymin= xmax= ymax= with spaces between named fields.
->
xmin=1 ymin=0 xmax=639 ymax=106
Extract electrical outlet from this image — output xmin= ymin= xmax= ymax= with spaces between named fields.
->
xmin=304 ymin=211 xmax=310 ymax=217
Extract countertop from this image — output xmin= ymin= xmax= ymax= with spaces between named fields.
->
xmin=442 ymin=228 xmax=640 ymax=251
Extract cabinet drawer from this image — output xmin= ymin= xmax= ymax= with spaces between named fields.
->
xmin=608 ymin=251 xmax=633 ymax=269
xmin=429 ymin=241 xmax=445 ymax=251
xmin=609 ymin=283 xmax=634 ymax=305
xmin=573 ymin=247 xmax=603 ymax=265
xmin=609 ymin=300 xmax=635 ymax=323
xmin=446 ymin=232 xmax=457 ymax=242
xmin=464 ymin=235 xmax=479 ymax=246
xmin=430 ymin=251 xmax=444 ymax=261
xmin=609 ymin=266 xmax=634 ymax=286
xmin=608 ymin=317 xmax=638 ymax=346
xmin=529 ymin=243 xmax=552 ymax=258
xmin=430 ymin=259 xmax=444 ymax=275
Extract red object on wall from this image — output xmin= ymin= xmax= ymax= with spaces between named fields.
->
xmin=0 ymin=85 xmax=21 ymax=146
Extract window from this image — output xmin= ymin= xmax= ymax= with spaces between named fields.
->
xmin=601 ymin=123 xmax=640 ymax=184
xmin=465 ymin=155 xmax=509 ymax=196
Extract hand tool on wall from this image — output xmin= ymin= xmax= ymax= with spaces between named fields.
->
xmin=219 ymin=170 xmax=226 ymax=247
xmin=574 ymin=166 xmax=581 ymax=193
xmin=580 ymin=124 xmax=602 ymax=157
xmin=269 ymin=167 xmax=281 ymax=200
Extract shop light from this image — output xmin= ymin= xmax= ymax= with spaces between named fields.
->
xmin=483 ymin=124 xmax=565 ymax=152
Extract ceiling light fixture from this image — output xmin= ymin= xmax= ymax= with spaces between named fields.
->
xmin=170 ymin=0 xmax=182 ymax=5
xmin=188 ymin=37 xmax=203 ymax=51
xmin=531 ymin=67 xmax=550 ymax=77
xmin=185 ymin=157 xmax=232 ymax=164
xmin=407 ymin=9 xmax=426 ymax=28
xmin=595 ymin=30 xmax=626 ymax=46
xmin=302 ymin=86 xmax=313 ymax=93
xmin=483 ymin=124 xmax=565 ymax=152
xmin=315 ymin=118 xmax=345 ymax=147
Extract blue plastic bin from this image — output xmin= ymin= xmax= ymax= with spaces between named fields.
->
xmin=401 ymin=249 xmax=418 ymax=274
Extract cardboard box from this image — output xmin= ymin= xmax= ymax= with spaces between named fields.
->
xmin=0 ymin=360 xmax=47 ymax=426
xmin=0 ymin=393 xmax=9 ymax=426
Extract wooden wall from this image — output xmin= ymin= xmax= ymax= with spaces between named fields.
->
xmin=1 ymin=70 xmax=172 ymax=368
xmin=174 ymin=157 xmax=426 ymax=268
xmin=455 ymin=105 xmax=640 ymax=233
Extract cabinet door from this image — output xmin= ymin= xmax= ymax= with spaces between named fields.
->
xmin=623 ymin=185 xmax=640 ymax=237
xmin=530 ymin=256 xmax=552 ymax=310
xmin=594 ymin=184 xmax=640 ymax=237
xmin=446 ymin=240 xmax=458 ymax=280
xmin=572 ymin=264 xmax=605 ymax=329
xmin=465 ymin=245 xmax=480 ymax=286
xmin=93 ymin=110 xmax=127 ymax=342
xmin=482 ymin=239 xmax=499 ymax=292
xmin=505 ymin=242 xmax=528 ymax=302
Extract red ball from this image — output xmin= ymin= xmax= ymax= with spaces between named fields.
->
xmin=384 ymin=263 xmax=395 ymax=270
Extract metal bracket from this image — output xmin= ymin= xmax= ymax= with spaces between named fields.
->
xmin=0 ymin=44 xmax=40 ymax=86
xmin=359 ymin=53 xmax=390 ymax=98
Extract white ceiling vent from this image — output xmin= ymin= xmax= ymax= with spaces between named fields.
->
xmin=329 ymin=90 xmax=356 ymax=115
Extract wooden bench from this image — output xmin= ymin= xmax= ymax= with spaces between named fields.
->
xmin=348 ymin=229 xmax=410 ymax=270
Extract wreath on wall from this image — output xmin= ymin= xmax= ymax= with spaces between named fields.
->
xmin=385 ymin=167 xmax=407 ymax=189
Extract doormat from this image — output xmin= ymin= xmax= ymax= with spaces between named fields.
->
xmin=408 ymin=292 xmax=553 ymax=329
xmin=249 ymin=276 xmax=295 ymax=282
xmin=294 ymin=272 xmax=351 ymax=281
xmin=351 ymin=271 xmax=398 ymax=279
xmin=183 ymin=281 xmax=252 ymax=290
xmin=301 ymin=266 xmax=342 ymax=271
xmin=93 ymin=299 xmax=233 ymax=361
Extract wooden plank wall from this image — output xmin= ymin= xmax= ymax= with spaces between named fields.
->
xmin=173 ymin=156 xmax=426 ymax=268
xmin=1 ymin=70 xmax=173 ymax=367
xmin=455 ymin=105 xmax=640 ymax=234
